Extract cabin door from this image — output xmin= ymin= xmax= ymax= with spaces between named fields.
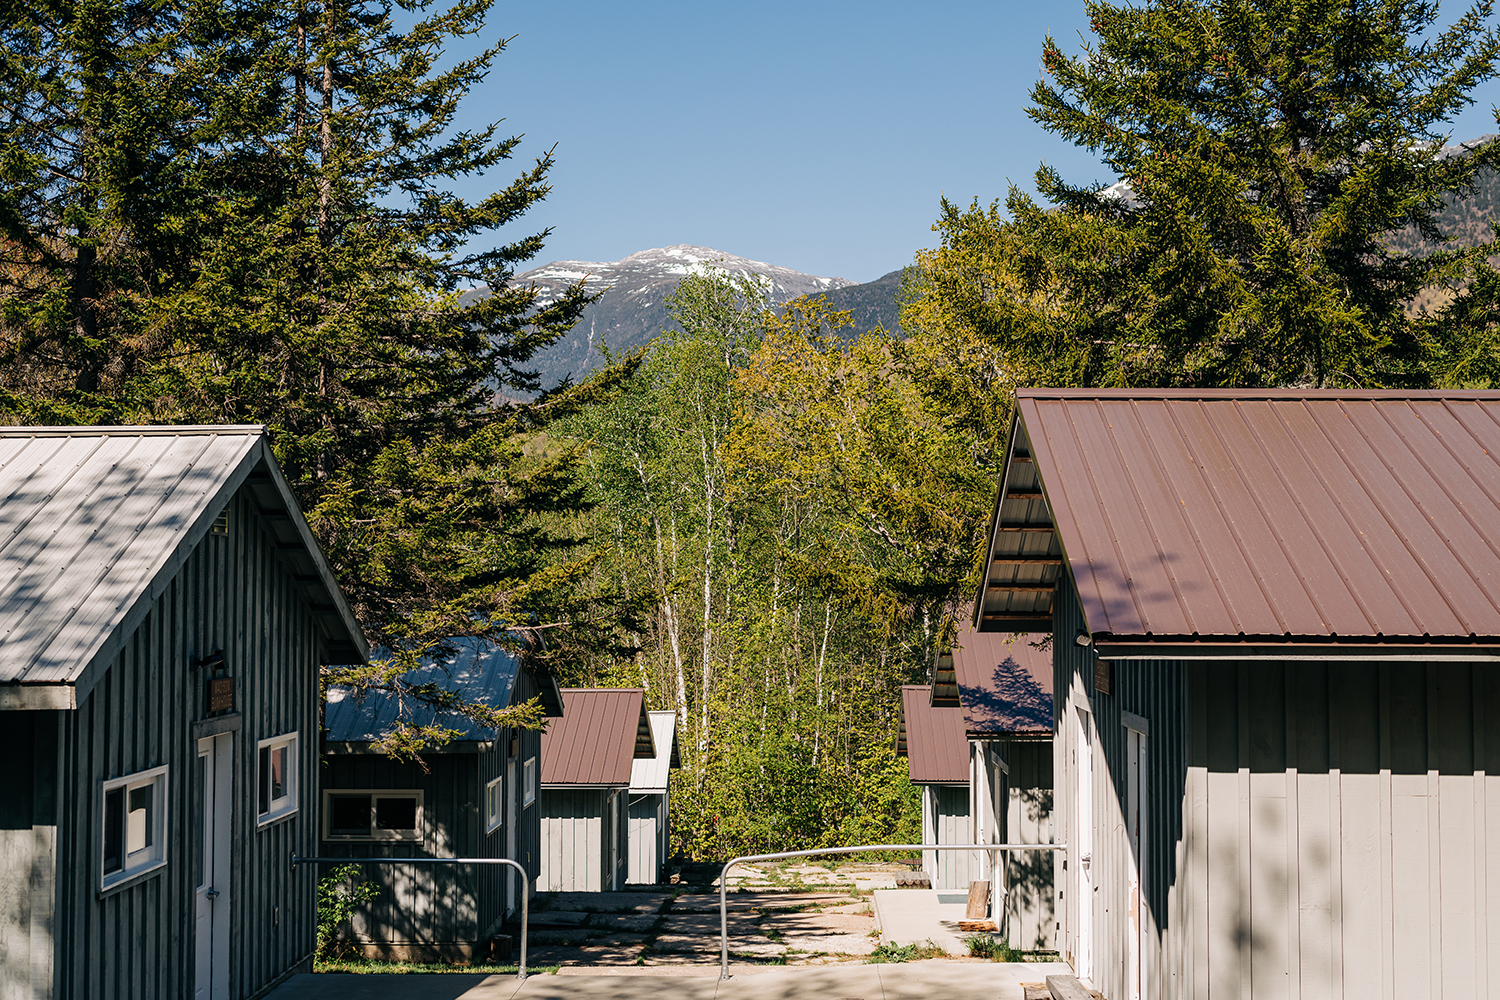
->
xmin=1126 ymin=725 xmax=1148 ymax=1000
xmin=1074 ymin=708 xmax=1093 ymax=982
xmin=195 ymin=733 xmax=232 ymax=1000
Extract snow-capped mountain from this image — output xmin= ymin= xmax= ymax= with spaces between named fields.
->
xmin=509 ymin=245 xmax=856 ymax=387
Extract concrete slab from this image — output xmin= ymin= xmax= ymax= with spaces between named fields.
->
xmin=537 ymin=892 xmax=674 ymax=914
xmin=874 ymin=960 xmax=1074 ymax=999
xmin=871 ymin=889 xmax=975 ymax=955
xmin=514 ymin=975 xmax=716 ymax=999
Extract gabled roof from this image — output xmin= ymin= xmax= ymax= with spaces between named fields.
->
xmin=0 ymin=426 xmax=366 ymax=706
xmin=541 ymin=688 xmax=654 ymax=787
xmin=977 ymin=390 xmax=1500 ymax=657
xmin=629 ymin=710 xmax=681 ymax=793
xmin=897 ymin=685 xmax=968 ymax=785
xmin=325 ymin=637 xmax=533 ymax=744
xmin=951 ymin=624 xmax=1053 ymax=738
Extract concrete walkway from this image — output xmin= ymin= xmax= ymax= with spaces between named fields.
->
xmin=870 ymin=889 xmax=976 ymax=955
xmin=265 ymin=960 xmax=1070 ymax=999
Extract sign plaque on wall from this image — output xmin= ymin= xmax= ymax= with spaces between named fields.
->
xmin=1094 ymin=657 xmax=1112 ymax=695
xmin=207 ymin=677 xmax=234 ymax=715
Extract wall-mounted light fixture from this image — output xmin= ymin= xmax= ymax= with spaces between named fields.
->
xmin=1074 ymin=630 xmax=1093 ymax=647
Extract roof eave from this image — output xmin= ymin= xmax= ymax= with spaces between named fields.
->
xmin=1097 ymin=640 xmax=1500 ymax=661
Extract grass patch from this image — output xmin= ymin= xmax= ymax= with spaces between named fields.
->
xmin=314 ymin=958 xmax=560 ymax=975
xmin=867 ymin=940 xmax=945 ymax=964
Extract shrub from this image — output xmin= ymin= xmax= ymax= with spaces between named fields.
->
xmin=316 ymin=863 xmax=381 ymax=959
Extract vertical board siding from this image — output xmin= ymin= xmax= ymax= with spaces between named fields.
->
xmin=1054 ymin=580 xmax=1500 ymax=999
xmin=539 ymin=790 xmax=606 ymax=891
xmin=319 ymin=754 xmax=480 ymax=949
xmin=1005 ymin=740 xmax=1055 ymax=951
xmin=628 ymin=795 xmax=661 ymax=885
xmin=43 ymin=488 xmax=322 ymax=1000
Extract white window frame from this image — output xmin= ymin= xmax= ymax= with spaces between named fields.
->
xmin=256 ymin=731 xmax=299 ymax=827
xmin=484 ymin=775 xmax=504 ymax=834
xmin=101 ymin=765 xmax=169 ymax=891
xmin=523 ymin=756 xmax=537 ymax=806
xmin=322 ymin=789 xmax=424 ymax=842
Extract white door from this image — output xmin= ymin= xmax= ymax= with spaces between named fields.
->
xmin=1126 ymin=727 xmax=1148 ymax=1000
xmin=608 ymin=792 xmax=620 ymax=890
xmin=1074 ymin=708 xmax=1093 ymax=982
xmin=195 ymin=734 xmax=232 ymax=1000
xmin=505 ymin=758 xmax=517 ymax=912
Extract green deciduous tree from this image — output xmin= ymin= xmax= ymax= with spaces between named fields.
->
xmin=907 ymin=0 xmax=1500 ymax=390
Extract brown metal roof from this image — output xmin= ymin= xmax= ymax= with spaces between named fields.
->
xmin=540 ymin=688 xmax=654 ymax=787
xmin=979 ymin=389 xmax=1500 ymax=653
xmin=897 ymin=685 xmax=969 ymax=785
xmin=951 ymin=625 xmax=1053 ymax=738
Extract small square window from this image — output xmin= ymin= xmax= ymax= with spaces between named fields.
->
xmin=257 ymin=732 xmax=299 ymax=826
xmin=322 ymin=790 xmax=422 ymax=842
xmin=523 ymin=757 xmax=537 ymax=807
xmin=101 ymin=766 xmax=168 ymax=890
xmin=484 ymin=776 xmax=503 ymax=834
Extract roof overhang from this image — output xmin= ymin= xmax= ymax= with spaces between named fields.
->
xmin=0 ymin=683 xmax=74 ymax=710
xmin=973 ymin=410 xmax=1061 ymax=633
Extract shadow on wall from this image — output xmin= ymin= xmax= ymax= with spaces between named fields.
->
xmin=1007 ymin=786 xmax=1056 ymax=951
xmin=969 ymin=657 xmax=1052 ymax=731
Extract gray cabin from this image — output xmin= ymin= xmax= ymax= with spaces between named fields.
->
xmin=897 ymin=684 xmax=979 ymax=889
xmin=538 ymin=688 xmax=655 ymax=892
xmin=976 ymin=388 xmax=1500 ymax=1000
xmin=0 ymin=425 xmax=367 ymax=1000
xmin=320 ymin=638 xmax=562 ymax=962
xmin=626 ymin=710 xmax=680 ymax=885
xmin=943 ymin=622 xmax=1056 ymax=950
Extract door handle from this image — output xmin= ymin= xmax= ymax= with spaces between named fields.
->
xmin=1079 ymin=853 xmax=1091 ymax=868
xmin=206 ymin=887 xmax=220 ymax=899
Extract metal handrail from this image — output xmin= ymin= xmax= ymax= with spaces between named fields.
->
xmin=716 ymin=842 xmax=1065 ymax=979
xmin=291 ymin=855 xmax=531 ymax=979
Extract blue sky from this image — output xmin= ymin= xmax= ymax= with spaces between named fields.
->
xmin=457 ymin=1 xmax=1500 ymax=284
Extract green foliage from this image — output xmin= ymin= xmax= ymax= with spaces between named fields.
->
xmin=315 ymin=863 xmax=380 ymax=959
xmin=964 ymin=933 xmax=1024 ymax=962
xmin=906 ymin=0 xmax=1500 ymax=390
xmin=868 ymin=939 xmax=946 ymax=963
xmin=0 ymin=0 xmax=637 ymax=751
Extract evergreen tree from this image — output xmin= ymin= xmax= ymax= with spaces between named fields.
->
xmin=0 ymin=1 xmax=628 ymax=754
xmin=907 ymin=0 xmax=1500 ymax=389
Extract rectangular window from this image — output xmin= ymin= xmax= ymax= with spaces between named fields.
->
xmin=256 ymin=732 xmax=299 ymax=826
xmin=101 ymin=766 xmax=168 ymax=890
xmin=322 ymin=790 xmax=422 ymax=842
xmin=523 ymin=756 xmax=537 ymax=807
xmin=484 ymin=775 xmax=503 ymax=834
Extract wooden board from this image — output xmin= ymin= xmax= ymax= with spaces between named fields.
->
xmin=965 ymin=880 xmax=991 ymax=919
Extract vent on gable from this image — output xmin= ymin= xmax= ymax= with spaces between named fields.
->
xmin=211 ymin=506 xmax=230 ymax=536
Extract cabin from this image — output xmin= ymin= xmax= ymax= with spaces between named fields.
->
xmin=537 ymin=688 xmax=655 ymax=892
xmin=0 ymin=425 xmax=367 ymax=1000
xmin=976 ymin=388 xmax=1500 ymax=1000
xmin=897 ymin=684 xmax=979 ymax=889
xmin=319 ymin=638 xmax=563 ymax=962
xmin=948 ymin=623 xmax=1056 ymax=950
xmin=626 ymin=710 xmax=680 ymax=885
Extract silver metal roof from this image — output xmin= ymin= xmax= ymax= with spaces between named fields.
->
xmin=324 ymin=637 xmax=523 ymax=743
xmin=0 ymin=426 xmax=366 ymax=701
xmin=628 ymin=711 xmax=680 ymax=793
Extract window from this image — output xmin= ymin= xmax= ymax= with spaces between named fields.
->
xmin=322 ymin=790 xmax=422 ymax=842
xmin=257 ymin=732 xmax=299 ymax=826
xmin=523 ymin=756 xmax=537 ymax=807
xmin=484 ymin=775 xmax=503 ymax=834
xmin=101 ymin=766 xmax=168 ymax=890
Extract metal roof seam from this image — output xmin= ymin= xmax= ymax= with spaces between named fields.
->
xmin=1418 ymin=399 xmax=1500 ymax=571
xmin=1205 ymin=401 xmax=1341 ymax=635
xmin=1334 ymin=400 xmax=1488 ymax=633
xmin=4 ymin=433 xmax=171 ymax=680
xmin=1153 ymin=399 xmax=1261 ymax=634
xmin=1073 ymin=399 xmax=1154 ymax=634
xmin=1255 ymin=401 xmax=1406 ymax=635
xmin=1109 ymin=400 xmax=1201 ymax=634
